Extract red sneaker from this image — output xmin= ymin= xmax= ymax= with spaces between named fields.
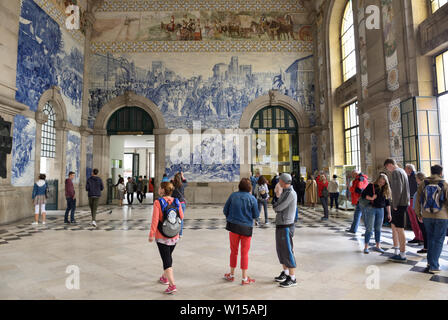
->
xmin=223 ymin=273 xmax=235 ymax=282
xmin=164 ymin=284 xmax=177 ymax=294
xmin=159 ymin=276 xmax=169 ymax=285
xmin=241 ymin=277 xmax=255 ymax=285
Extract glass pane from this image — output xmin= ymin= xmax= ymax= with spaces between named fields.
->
xmin=409 ymin=110 xmax=415 ymax=136
xmin=410 ymin=137 xmax=417 ymax=162
xmin=402 ymin=114 xmax=409 ymax=137
xmin=418 ymin=111 xmax=429 ymax=135
xmin=430 ymin=136 xmax=441 ymax=160
xmin=403 ymin=138 xmax=409 ymax=160
xmin=421 ymin=161 xmax=431 ymax=177
xmin=420 ymin=136 xmax=430 ymax=161
xmin=428 ymin=111 xmax=439 ymax=135
xmin=401 ymin=99 xmax=413 ymax=114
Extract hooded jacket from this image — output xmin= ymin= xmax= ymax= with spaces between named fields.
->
xmin=32 ymin=180 xmax=47 ymax=199
xmin=86 ymin=175 xmax=104 ymax=198
xmin=349 ymin=173 xmax=369 ymax=205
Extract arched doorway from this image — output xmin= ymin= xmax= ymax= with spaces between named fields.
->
xmin=92 ymin=92 xmax=166 ymax=204
xmin=250 ymin=106 xmax=300 ymax=178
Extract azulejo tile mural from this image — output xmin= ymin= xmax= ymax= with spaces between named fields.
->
xmin=86 ymin=135 xmax=93 ymax=180
xmin=11 ymin=115 xmax=36 ymax=187
xmin=66 ymin=131 xmax=81 ymax=183
xmin=88 ymin=52 xmax=315 ymax=129
xmin=92 ymin=10 xmax=312 ymax=42
xmin=96 ymin=0 xmax=306 ymax=12
xmin=16 ymin=0 xmax=85 ymax=127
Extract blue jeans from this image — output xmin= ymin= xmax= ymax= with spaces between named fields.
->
xmin=257 ymin=199 xmax=268 ymax=223
xmin=180 ymin=202 xmax=186 ymax=236
xmin=349 ymin=204 xmax=363 ymax=232
xmin=64 ymin=198 xmax=76 ymax=222
xmin=364 ymin=207 xmax=384 ymax=244
xmin=424 ymin=218 xmax=448 ymax=270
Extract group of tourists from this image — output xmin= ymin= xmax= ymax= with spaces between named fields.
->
xmin=115 ymin=175 xmax=153 ymax=206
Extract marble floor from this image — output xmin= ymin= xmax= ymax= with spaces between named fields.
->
xmin=1 ymin=202 xmax=448 ymax=300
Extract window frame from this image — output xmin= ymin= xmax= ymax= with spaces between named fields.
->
xmin=41 ymin=102 xmax=56 ymax=159
xmin=343 ymin=102 xmax=361 ymax=170
xmin=340 ymin=0 xmax=356 ymax=82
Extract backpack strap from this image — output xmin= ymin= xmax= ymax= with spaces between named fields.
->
xmin=158 ymin=197 xmax=168 ymax=212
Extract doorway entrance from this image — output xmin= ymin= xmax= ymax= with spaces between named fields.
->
xmin=107 ymin=106 xmax=155 ymax=205
xmin=250 ymin=106 xmax=299 ymax=180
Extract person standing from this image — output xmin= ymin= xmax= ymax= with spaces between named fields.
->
xmin=273 ymin=173 xmax=298 ymax=288
xmin=297 ymin=176 xmax=306 ymax=206
xmin=414 ymin=172 xmax=428 ymax=254
xmin=346 ymin=170 xmax=369 ymax=233
xmin=305 ymin=174 xmax=317 ymax=208
xmin=415 ymin=165 xmax=448 ymax=274
xmin=143 ymin=176 xmax=149 ymax=199
xmin=384 ymin=159 xmax=410 ymax=262
xmin=32 ymin=174 xmax=48 ymax=225
xmin=117 ymin=177 xmax=126 ymax=207
xmin=316 ymin=173 xmax=329 ymax=221
xmin=136 ymin=176 xmax=144 ymax=204
xmin=361 ymin=174 xmax=392 ymax=254
xmin=64 ymin=171 xmax=76 ymax=224
xmin=223 ymin=178 xmax=259 ymax=285
xmin=254 ymin=175 xmax=270 ymax=225
xmin=405 ymin=164 xmax=424 ymax=245
xmin=328 ymin=174 xmax=340 ymax=211
xmin=149 ymin=181 xmax=184 ymax=294
xmin=126 ymin=177 xmax=135 ymax=205
xmin=250 ymin=170 xmax=261 ymax=195
xmin=172 ymin=172 xmax=188 ymax=237
xmin=86 ymin=168 xmax=104 ymax=228
xmin=270 ymin=172 xmax=280 ymax=201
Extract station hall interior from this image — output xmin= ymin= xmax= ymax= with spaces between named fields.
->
xmin=1 ymin=0 xmax=448 ymax=300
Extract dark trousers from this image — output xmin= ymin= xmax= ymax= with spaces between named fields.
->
xmin=88 ymin=197 xmax=99 ymax=221
xmin=417 ymin=219 xmax=428 ymax=249
xmin=137 ymin=191 xmax=144 ymax=203
xmin=157 ymin=242 xmax=176 ymax=270
xmin=64 ymin=198 xmax=76 ymax=222
xmin=321 ymin=197 xmax=329 ymax=218
xmin=127 ymin=192 xmax=134 ymax=204
xmin=143 ymin=186 xmax=147 ymax=198
xmin=297 ymin=192 xmax=305 ymax=205
xmin=330 ymin=192 xmax=339 ymax=209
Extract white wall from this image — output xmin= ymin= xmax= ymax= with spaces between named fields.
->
xmin=439 ymin=95 xmax=448 ymax=172
xmin=110 ymin=135 xmax=125 ymax=182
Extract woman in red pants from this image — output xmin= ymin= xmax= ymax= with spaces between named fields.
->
xmin=223 ymin=178 xmax=260 ymax=285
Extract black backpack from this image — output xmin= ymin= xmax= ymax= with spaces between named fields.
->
xmin=157 ymin=198 xmax=182 ymax=238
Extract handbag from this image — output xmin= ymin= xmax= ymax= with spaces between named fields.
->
xmin=359 ymin=183 xmax=375 ymax=209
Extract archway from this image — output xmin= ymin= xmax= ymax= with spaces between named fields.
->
xmin=92 ymin=91 xmax=166 ymax=204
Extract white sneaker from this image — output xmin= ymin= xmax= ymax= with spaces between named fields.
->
xmin=42 ymin=221 xmax=46 ymax=225
xmin=32 ymin=222 xmax=38 ymax=225
xmin=92 ymin=221 xmax=97 ymax=227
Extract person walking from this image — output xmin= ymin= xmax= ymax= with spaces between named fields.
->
xmin=361 ymin=174 xmax=392 ymax=254
xmin=273 ymin=173 xmax=298 ymax=288
xmin=64 ymin=171 xmax=76 ymax=224
xmin=172 ymin=172 xmax=188 ymax=237
xmin=254 ymin=175 xmax=270 ymax=225
xmin=149 ymin=181 xmax=184 ymax=294
xmin=117 ymin=177 xmax=125 ymax=207
xmin=126 ymin=177 xmax=136 ymax=205
xmin=384 ymin=159 xmax=410 ymax=263
xmin=346 ymin=170 xmax=369 ymax=233
xmin=316 ymin=173 xmax=329 ymax=221
xmin=223 ymin=178 xmax=259 ymax=285
xmin=86 ymin=168 xmax=104 ymax=228
xmin=305 ymin=174 xmax=317 ymax=208
xmin=415 ymin=165 xmax=448 ymax=274
xmin=136 ymin=176 xmax=144 ymax=204
xmin=32 ymin=174 xmax=48 ymax=225
xmin=405 ymin=164 xmax=424 ymax=245
xmin=250 ymin=170 xmax=261 ymax=196
xmin=414 ymin=172 xmax=428 ymax=254
xmin=297 ymin=176 xmax=306 ymax=206
xmin=143 ymin=176 xmax=149 ymax=199
xmin=328 ymin=174 xmax=340 ymax=211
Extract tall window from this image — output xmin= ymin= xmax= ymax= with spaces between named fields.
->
xmin=435 ymin=50 xmax=448 ymax=171
xmin=41 ymin=102 xmax=56 ymax=158
xmin=344 ymin=102 xmax=360 ymax=170
xmin=341 ymin=0 xmax=356 ymax=82
xmin=431 ymin=0 xmax=447 ymax=13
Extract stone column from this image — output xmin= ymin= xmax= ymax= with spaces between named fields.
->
xmin=92 ymin=129 xmax=109 ymax=204
xmin=54 ymin=120 xmax=69 ymax=209
xmin=153 ymin=129 xmax=168 ymax=200
xmin=78 ymin=126 xmax=92 ymax=206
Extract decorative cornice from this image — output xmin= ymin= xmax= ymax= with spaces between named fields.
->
xmin=418 ymin=3 xmax=448 ymax=56
xmin=91 ymin=40 xmax=313 ymax=53
xmin=334 ymin=75 xmax=357 ymax=107
xmin=96 ymin=0 xmax=306 ymax=12
xmin=0 ymin=95 xmax=27 ymax=117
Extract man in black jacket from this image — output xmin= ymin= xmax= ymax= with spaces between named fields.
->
xmin=86 ymin=168 xmax=104 ymax=227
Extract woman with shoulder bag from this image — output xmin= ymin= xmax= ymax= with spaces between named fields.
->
xmin=361 ymin=173 xmax=392 ymax=254
xmin=223 ymin=178 xmax=260 ymax=285
xmin=254 ymin=175 xmax=270 ymax=226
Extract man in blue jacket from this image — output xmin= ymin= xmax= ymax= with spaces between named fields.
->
xmin=86 ymin=168 xmax=104 ymax=227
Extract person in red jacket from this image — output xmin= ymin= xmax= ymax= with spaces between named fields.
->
xmin=316 ymin=173 xmax=329 ymax=221
xmin=347 ymin=170 xmax=369 ymax=233
xmin=149 ymin=181 xmax=184 ymax=294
